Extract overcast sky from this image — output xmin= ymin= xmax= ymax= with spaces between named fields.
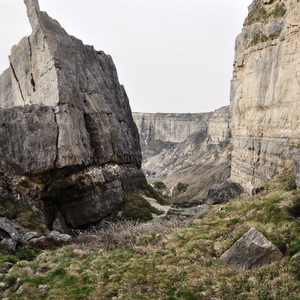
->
xmin=0 ymin=0 xmax=252 ymax=113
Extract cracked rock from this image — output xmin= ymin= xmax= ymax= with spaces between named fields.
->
xmin=220 ymin=228 xmax=283 ymax=271
xmin=0 ymin=0 xmax=144 ymax=229
xmin=0 ymin=218 xmax=27 ymax=244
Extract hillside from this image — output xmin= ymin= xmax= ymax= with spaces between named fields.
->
xmin=132 ymin=106 xmax=232 ymax=201
xmin=1 ymin=170 xmax=300 ymax=299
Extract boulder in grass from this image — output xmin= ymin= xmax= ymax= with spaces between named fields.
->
xmin=24 ymin=232 xmax=39 ymax=242
xmin=48 ymin=231 xmax=71 ymax=242
xmin=0 ymin=238 xmax=17 ymax=250
xmin=182 ymin=204 xmax=209 ymax=218
xmin=205 ymin=180 xmax=244 ymax=205
xmin=220 ymin=228 xmax=283 ymax=271
xmin=30 ymin=236 xmax=46 ymax=243
xmin=0 ymin=217 xmax=27 ymax=244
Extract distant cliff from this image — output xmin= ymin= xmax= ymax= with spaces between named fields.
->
xmin=230 ymin=0 xmax=300 ymax=192
xmin=132 ymin=106 xmax=231 ymax=179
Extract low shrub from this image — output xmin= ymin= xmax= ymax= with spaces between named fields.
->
xmin=152 ymin=181 xmax=166 ymax=190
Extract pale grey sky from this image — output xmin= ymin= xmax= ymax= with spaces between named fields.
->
xmin=0 ymin=0 xmax=253 ymax=113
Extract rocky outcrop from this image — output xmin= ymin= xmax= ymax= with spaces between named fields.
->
xmin=230 ymin=0 xmax=300 ymax=190
xmin=133 ymin=106 xmax=231 ymax=179
xmin=0 ymin=0 xmax=143 ymax=228
xmin=220 ymin=228 xmax=283 ymax=271
xmin=133 ymin=112 xmax=211 ymax=144
xmin=205 ymin=180 xmax=244 ymax=205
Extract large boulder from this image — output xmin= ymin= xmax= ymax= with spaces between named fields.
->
xmin=0 ymin=0 xmax=144 ymax=229
xmin=205 ymin=180 xmax=244 ymax=205
xmin=220 ymin=228 xmax=283 ymax=271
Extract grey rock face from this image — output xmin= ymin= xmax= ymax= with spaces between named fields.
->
xmin=220 ymin=228 xmax=283 ymax=271
xmin=52 ymin=211 xmax=68 ymax=234
xmin=205 ymin=180 xmax=244 ymax=205
xmin=0 ymin=238 xmax=17 ymax=250
xmin=47 ymin=230 xmax=71 ymax=242
xmin=30 ymin=236 xmax=45 ymax=243
xmin=182 ymin=204 xmax=209 ymax=218
xmin=0 ymin=218 xmax=27 ymax=244
xmin=23 ymin=232 xmax=39 ymax=242
xmin=133 ymin=106 xmax=232 ymax=179
xmin=0 ymin=0 xmax=144 ymax=228
xmin=294 ymin=149 xmax=300 ymax=188
xmin=230 ymin=0 xmax=300 ymax=189
xmin=38 ymin=285 xmax=49 ymax=291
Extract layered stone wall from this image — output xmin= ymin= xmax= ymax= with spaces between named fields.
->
xmin=230 ymin=0 xmax=300 ymax=191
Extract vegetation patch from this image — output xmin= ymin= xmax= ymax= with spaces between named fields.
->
xmin=0 ymin=238 xmax=70 ymax=262
xmin=249 ymin=30 xmax=282 ymax=47
xmin=140 ymin=179 xmax=168 ymax=205
xmin=0 ymin=198 xmax=48 ymax=236
xmin=177 ymin=182 xmax=189 ymax=194
xmin=2 ymin=170 xmax=300 ymax=299
xmin=152 ymin=181 xmax=166 ymax=190
xmin=244 ymin=2 xmax=286 ymax=26
xmin=110 ymin=192 xmax=164 ymax=222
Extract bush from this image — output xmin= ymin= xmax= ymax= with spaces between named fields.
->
xmin=288 ymin=196 xmax=300 ymax=218
xmin=140 ymin=180 xmax=168 ymax=205
xmin=177 ymin=182 xmax=188 ymax=194
xmin=0 ymin=238 xmax=70 ymax=262
xmin=152 ymin=181 xmax=166 ymax=190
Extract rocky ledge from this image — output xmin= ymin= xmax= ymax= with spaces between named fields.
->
xmin=0 ymin=0 xmax=144 ymax=230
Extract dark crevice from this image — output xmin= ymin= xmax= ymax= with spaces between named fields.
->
xmin=0 ymin=173 xmax=13 ymax=194
xmin=52 ymin=109 xmax=59 ymax=168
xmin=10 ymin=63 xmax=25 ymax=103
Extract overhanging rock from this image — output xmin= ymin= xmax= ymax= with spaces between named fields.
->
xmin=0 ymin=0 xmax=144 ymax=229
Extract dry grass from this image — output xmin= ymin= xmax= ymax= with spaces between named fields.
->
xmin=2 ymin=170 xmax=300 ymax=299
xmin=71 ymin=219 xmax=189 ymax=251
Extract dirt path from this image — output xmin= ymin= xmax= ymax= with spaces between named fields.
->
xmin=143 ymin=196 xmax=171 ymax=219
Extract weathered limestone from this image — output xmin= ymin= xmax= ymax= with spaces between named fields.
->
xmin=0 ymin=0 xmax=144 ymax=228
xmin=230 ymin=0 xmax=300 ymax=190
xmin=0 ymin=218 xmax=27 ymax=244
xmin=220 ymin=228 xmax=283 ymax=271
xmin=205 ymin=180 xmax=244 ymax=205
xmin=132 ymin=106 xmax=231 ymax=178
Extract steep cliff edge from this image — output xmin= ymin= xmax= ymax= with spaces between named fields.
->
xmin=230 ymin=0 xmax=300 ymax=191
xmin=0 ymin=0 xmax=144 ymax=229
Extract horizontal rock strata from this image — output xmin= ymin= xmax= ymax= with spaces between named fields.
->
xmin=0 ymin=0 xmax=144 ymax=228
xmin=230 ymin=0 xmax=300 ymax=189
xmin=132 ymin=106 xmax=231 ymax=178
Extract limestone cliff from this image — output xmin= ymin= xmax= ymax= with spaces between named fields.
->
xmin=132 ymin=107 xmax=232 ymax=198
xmin=230 ymin=0 xmax=300 ymax=192
xmin=0 ymin=0 xmax=143 ymax=229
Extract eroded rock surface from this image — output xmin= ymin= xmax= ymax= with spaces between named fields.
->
xmin=220 ymin=228 xmax=283 ymax=271
xmin=205 ymin=180 xmax=244 ymax=205
xmin=230 ymin=0 xmax=300 ymax=189
xmin=133 ymin=106 xmax=232 ymax=179
xmin=0 ymin=0 xmax=144 ymax=228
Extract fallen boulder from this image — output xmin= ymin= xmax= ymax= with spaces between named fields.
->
xmin=182 ymin=204 xmax=209 ymax=218
xmin=205 ymin=180 xmax=244 ymax=205
xmin=48 ymin=231 xmax=72 ymax=242
xmin=220 ymin=228 xmax=283 ymax=271
xmin=23 ymin=232 xmax=39 ymax=242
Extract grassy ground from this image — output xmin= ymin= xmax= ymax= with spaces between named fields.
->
xmin=0 ymin=198 xmax=48 ymax=236
xmin=1 ymin=170 xmax=300 ymax=299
